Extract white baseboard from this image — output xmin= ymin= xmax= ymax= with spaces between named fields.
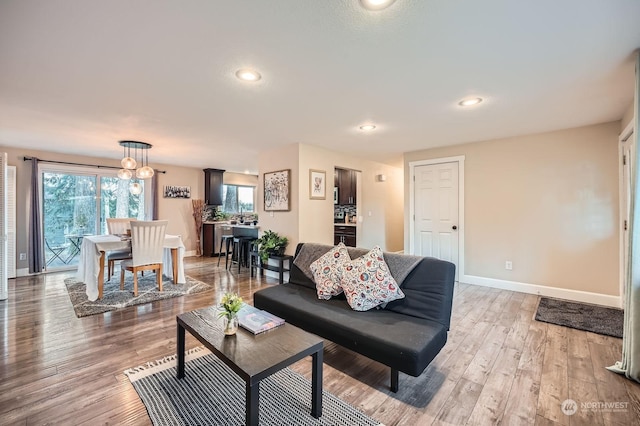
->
xmin=460 ymin=274 xmax=622 ymax=308
xmin=16 ymin=268 xmax=30 ymax=277
xmin=184 ymin=250 xmax=197 ymax=257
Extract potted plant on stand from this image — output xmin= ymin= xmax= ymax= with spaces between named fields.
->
xmin=255 ymin=230 xmax=288 ymax=264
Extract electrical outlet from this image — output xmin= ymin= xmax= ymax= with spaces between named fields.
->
xmin=19 ymin=253 xmax=27 ymax=261
xmin=505 ymin=261 xmax=512 ymax=270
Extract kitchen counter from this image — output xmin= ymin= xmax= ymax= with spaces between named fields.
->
xmin=202 ymin=222 xmax=260 ymax=257
xmin=204 ymin=221 xmax=260 ymax=228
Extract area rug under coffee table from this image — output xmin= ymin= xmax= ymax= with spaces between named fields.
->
xmin=65 ymin=273 xmax=212 ymax=318
xmin=124 ymin=348 xmax=381 ymax=426
xmin=535 ymin=297 xmax=624 ymax=338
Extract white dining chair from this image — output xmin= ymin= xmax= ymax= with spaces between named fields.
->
xmin=106 ymin=218 xmax=135 ymax=280
xmin=120 ymin=220 xmax=168 ymax=296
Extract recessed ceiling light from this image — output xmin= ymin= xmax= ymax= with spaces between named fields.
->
xmin=458 ymin=97 xmax=483 ymax=107
xmin=235 ymin=69 xmax=261 ymax=82
xmin=359 ymin=124 xmax=376 ymax=131
xmin=360 ymin=0 xmax=396 ymax=10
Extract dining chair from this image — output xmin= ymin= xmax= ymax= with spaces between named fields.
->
xmin=120 ymin=220 xmax=168 ymax=296
xmin=106 ymin=218 xmax=135 ymax=279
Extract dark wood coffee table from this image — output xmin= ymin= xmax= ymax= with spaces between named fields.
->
xmin=176 ymin=306 xmax=324 ymax=426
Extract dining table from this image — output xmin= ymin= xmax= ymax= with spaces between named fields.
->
xmin=76 ymin=234 xmax=186 ymax=301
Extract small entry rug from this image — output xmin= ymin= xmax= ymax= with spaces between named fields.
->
xmin=535 ymin=297 xmax=624 ymax=338
xmin=65 ymin=273 xmax=212 ymax=318
xmin=124 ymin=348 xmax=382 ymax=426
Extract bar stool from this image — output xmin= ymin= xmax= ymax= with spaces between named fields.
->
xmin=217 ymin=235 xmax=235 ymax=269
xmin=229 ymin=236 xmax=257 ymax=273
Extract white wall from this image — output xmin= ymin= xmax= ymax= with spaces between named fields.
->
xmin=404 ymin=121 xmax=621 ymax=305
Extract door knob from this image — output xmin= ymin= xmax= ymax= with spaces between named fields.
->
xmin=452 ymin=226 xmax=457 ymax=230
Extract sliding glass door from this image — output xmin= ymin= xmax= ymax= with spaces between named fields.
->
xmin=41 ymin=166 xmax=145 ymax=270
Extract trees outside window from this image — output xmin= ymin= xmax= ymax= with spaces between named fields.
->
xmin=222 ymin=185 xmax=254 ymax=213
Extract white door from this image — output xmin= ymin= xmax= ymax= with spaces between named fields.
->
xmin=413 ymin=162 xmax=459 ymax=271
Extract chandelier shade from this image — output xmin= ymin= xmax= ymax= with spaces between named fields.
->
xmin=136 ymin=165 xmax=155 ymax=179
xmin=121 ymin=156 xmax=137 ymax=170
xmin=117 ymin=168 xmax=133 ymax=179
xmin=129 ymin=181 xmax=142 ymax=195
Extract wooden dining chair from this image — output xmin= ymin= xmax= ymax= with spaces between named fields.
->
xmin=120 ymin=220 xmax=168 ymax=296
xmin=106 ymin=218 xmax=135 ymax=280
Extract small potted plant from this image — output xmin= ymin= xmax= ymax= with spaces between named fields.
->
xmin=256 ymin=230 xmax=288 ymax=264
xmin=218 ymin=292 xmax=243 ymax=335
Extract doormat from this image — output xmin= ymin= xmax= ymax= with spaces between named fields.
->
xmin=535 ymin=297 xmax=623 ymax=338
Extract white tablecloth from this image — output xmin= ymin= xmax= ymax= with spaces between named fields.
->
xmin=76 ymin=234 xmax=186 ymax=301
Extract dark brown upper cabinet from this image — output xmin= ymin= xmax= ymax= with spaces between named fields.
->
xmin=335 ymin=167 xmax=357 ymax=205
xmin=204 ymin=168 xmax=225 ymax=206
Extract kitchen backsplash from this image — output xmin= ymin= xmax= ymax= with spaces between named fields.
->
xmin=334 ymin=205 xmax=357 ymax=223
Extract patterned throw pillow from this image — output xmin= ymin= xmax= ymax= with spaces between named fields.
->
xmin=340 ymin=246 xmax=405 ymax=311
xmin=310 ymin=243 xmax=351 ymax=300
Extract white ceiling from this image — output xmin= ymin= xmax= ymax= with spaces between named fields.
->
xmin=1 ymin=0 xmax=639 ymax=173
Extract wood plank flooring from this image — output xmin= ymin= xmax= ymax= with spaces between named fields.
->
xmin=1 ymin=257 xmax=639 ymax=425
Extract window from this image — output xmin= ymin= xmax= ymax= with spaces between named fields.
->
xmin=222 ymin=185 xmax=255 ymax=213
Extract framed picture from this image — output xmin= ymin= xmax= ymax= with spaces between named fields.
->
xmin=164 ymin=185 xmax=191 ymax=199
xmin=309 ymin=169 xmax=326 ymax=200
xmin=264 ymin=169 xmax=291 ymax=211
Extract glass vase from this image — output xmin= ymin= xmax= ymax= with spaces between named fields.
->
xmin=223 ymin=314 xmax=239 ymax=335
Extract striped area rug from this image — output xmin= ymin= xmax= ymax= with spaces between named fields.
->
xmin=125 ymin=348 xmax=382 ymax=426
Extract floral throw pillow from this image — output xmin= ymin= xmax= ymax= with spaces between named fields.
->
xmin=310 ymin=243 xmax=351 ymax=300
xmin=340 ymin=246 xmax=405 ymax=311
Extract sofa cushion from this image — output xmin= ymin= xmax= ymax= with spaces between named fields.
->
xmin=383 ymin=256 xmax=456 ymax=329
xmin=310 ymin=243 xmax=351 ymax=299
xmin=340 ymin=246 xmax=405 ymax=311
xmin=254 ymin=283 xmax=448 ymax=377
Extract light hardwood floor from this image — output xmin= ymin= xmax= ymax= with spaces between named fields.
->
xmin=1 ymin=257 xmax=639 ymax=425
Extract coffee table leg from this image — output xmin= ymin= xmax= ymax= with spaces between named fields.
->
xmin=311 ymin=349 xmax=323 ymax=418
xmin=246 ymin=381 xmax=259 ymax=426
xmin=177 ymin=323 xmax=185 ymax=379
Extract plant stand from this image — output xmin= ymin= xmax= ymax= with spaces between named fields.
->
xmin=250 ymin=251 xmax=293 ymax=285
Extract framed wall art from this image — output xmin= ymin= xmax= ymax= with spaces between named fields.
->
xmin=164 ymin=185 xmax=191 ymax=199
xmin=309 ymin=169 xmax=326 ymax=200
xmin=263 ymin=169 xmax=291 ymax=211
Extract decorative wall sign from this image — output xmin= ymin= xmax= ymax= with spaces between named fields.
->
xmin=264 ymin=169 xmax=290 ymax=211
xmin=309 ymin=169 xmax=326 ymax=200
xmin=164 ymin=185 xmax=191 ymax=198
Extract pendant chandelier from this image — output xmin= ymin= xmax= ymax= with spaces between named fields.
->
xmin=117 ymin=140 xmax=154 ymax=194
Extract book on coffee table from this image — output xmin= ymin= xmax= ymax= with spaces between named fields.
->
xmin=237 ymin=303 xmax=285 ymax=334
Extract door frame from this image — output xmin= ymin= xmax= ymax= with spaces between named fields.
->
xmin=409 ymin=155 xmax=465 ymax=279
xmin=619 ymin=120 xmax=635 ymax=308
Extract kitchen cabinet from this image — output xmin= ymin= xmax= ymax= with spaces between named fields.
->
xmin=204 ymin=168 xmax=225 ymax=206
xmin=334 ymin=225 xmax=356 ymax=247
xmin=202 ymin=222 xmax=233 ymax=257
xmin=203 ymin=223 xmax=215 ymax=256
xmin=335 ymin=168 xmax=356 ymax=205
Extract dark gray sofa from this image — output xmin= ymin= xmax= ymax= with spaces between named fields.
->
xmin=253 ymin=243 xmax=455 ymax=391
